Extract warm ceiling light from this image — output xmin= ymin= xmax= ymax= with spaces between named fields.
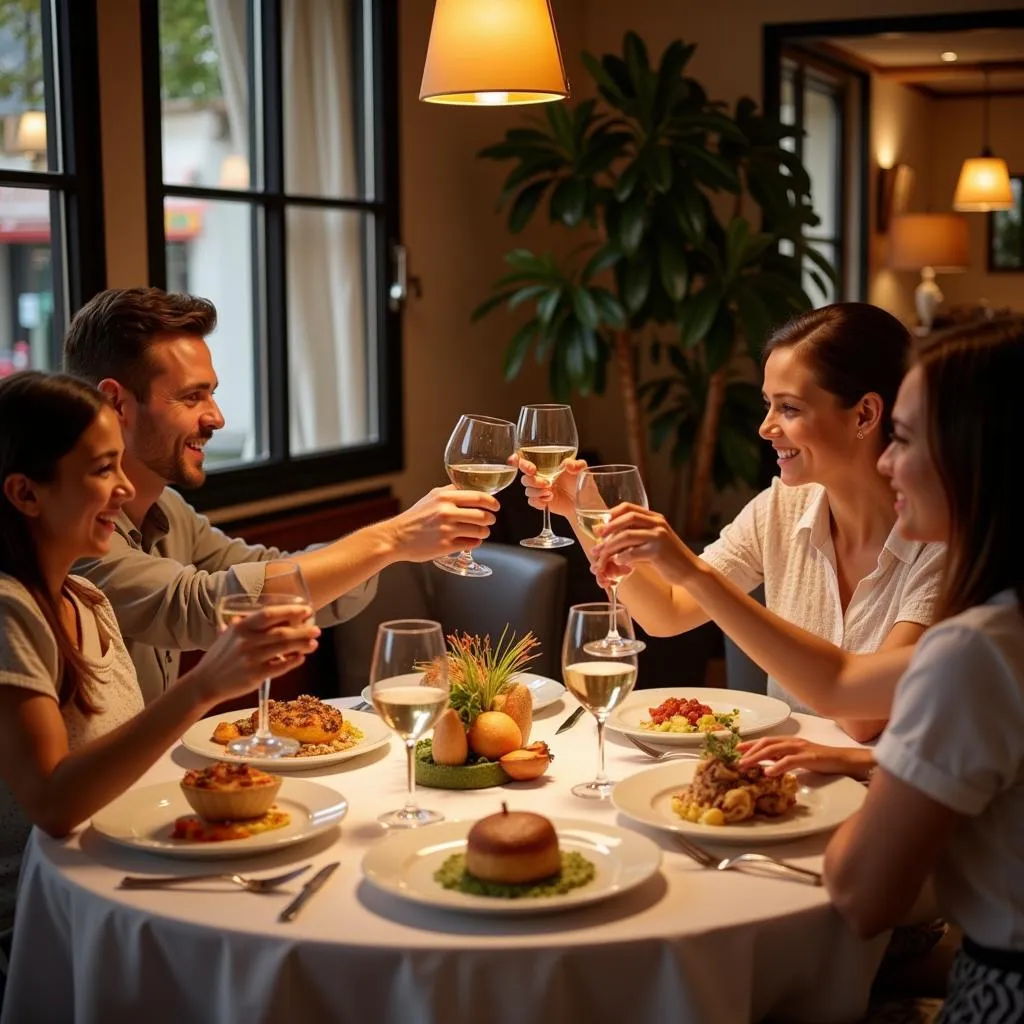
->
xmin=419 ymin=0 xmax=569 ymax=106
xmin=12 ymin=110 xmax=46 ymax=155
xmin=940 ymin=51 xmax=958 ymax=62
xmin=953 ymin=67 xmax=1014 ymax=212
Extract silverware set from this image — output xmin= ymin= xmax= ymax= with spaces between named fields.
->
xmin=673 ymin=834 xmax=822 ymax=886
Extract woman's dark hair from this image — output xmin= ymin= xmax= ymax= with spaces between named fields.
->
xmin=917 ymin=318 xmax=1024 ymax=619
xmin=0 ymin=371 xmax=111 ymax=713
xmin=63 ymin=286 xmax=217 ymax=400
xmin=763 ymin=302 xmax=912 ymax=441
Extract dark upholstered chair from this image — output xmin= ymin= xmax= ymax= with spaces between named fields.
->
xmin=724 ymin=585 xmax=769 ymax=695
xmin=332 ymin=543 xmax=567 ymax=695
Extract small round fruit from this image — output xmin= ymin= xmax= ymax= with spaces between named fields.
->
xmin=499 ymin=747 xmax=551 ymax=781
xmin=467 ymin=711 xmax=522 ymax=759
xmin=431 ymin=707 xmax=468 ymax=766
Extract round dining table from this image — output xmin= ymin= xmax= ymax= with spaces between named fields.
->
xmin=1 ymin=694 xmax=886 ymax=1024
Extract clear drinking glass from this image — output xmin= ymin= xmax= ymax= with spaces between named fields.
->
xmin=369 ymin=619 xmax=450 ymax=828
xmin=216 ymin=562 xmax=312 ymax=759
xmin=574 ymin=464 xmax=648 ymax=656
xmin=562 ymin=602 xmax=639 ymax=799
xmin=516 ymin=403 xmax=578 ymax=549
xmin=434 ymin=413 xmax=517 ymax=578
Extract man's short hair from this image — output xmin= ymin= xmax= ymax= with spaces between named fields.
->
xmin=63 ymin=287 xmax=217 ymax=399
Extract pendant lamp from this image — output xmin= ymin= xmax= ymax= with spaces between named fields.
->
xmin=953 ymin=68 xmax=1013 ymax=212
xmin=420 ymin=0 xmax=569 ymax=106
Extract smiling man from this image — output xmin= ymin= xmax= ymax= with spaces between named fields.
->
xmin=63 ymin=288 xmax=499 ymax=703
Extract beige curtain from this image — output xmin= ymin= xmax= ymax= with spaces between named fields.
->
xmin=208 ymin=0 xmax=369 ymax=454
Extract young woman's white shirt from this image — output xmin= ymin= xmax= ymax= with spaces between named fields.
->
xmin=700 ymin=478 xmax=945 ymax=712
xmin=875 ymin=590 xmax=1024 ymax=949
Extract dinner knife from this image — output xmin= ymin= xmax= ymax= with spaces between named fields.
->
xmin=555 ymin=706 xmax=585 ymax=734
xmin=277 ymin=861 xmax=339 ymax=923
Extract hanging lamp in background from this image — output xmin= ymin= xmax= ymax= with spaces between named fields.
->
xmin=953 ymin=67 xmax=1013 ymax=212
xmin=420 ymin=0 xmax=569 ymax=106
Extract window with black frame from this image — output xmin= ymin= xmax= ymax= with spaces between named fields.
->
xmin=142 ymin=0 xmax=401 ymax=509
xmin=0 ymin=0 xmax=104 ymax=379
xmin=779 ymin=54 xmax=848 ymax=304
xmin=989 ymin=174 xmax=1023 ymax=271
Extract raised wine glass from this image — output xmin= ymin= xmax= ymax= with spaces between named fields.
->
xmin=574 ymin=464 xmax=648 ymax=656
xmin=516 ymin=403 xmax=578 ymax=549
xmin=369 ymin=619 xmax=450 ymax=828
xmin=434 ymin=413 xmax=517 ymax=578
xmin=562 ymin=602 xmax=639 ymax=799
xmin=216 ymin=561 xmax=313 ymax=759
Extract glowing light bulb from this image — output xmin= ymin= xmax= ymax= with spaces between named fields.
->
xmin=475 ymin=91 xmax=510 ymax=105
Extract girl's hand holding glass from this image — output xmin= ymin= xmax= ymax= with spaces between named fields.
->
xmin=516 ymin=452 xmax=588 ymax=521
xmin=515 ymin=404 xmax=579 ymax=548
xmin=591 ymin=504 xmax=700 ymax=588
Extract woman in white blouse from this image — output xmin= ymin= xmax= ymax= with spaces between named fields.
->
xmin=0 ymin=372 xmax=319 ymax=927
xmin=523 ymin=303 xmax=944 ymax=746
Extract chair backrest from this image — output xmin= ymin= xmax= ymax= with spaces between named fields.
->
xmin=724 ymin=584 xmax=768 ymax=695
xmin=331 ymin=543 xmax=567 ymax=695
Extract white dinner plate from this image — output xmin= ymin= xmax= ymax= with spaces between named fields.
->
xmin=360 ymin=672 xmax=565 ymax=713
xmin=361 ymin=817 xmax=662 ymax=915
xmin=180 ymin=707 xmax=390 ymax=771
xmin=607 ymin=687 xmax=791 ymax=746
xmin=612 ymin=761 xmax=866 ymax=844
xmin=90 ymin=778 xmax=348 ymax=859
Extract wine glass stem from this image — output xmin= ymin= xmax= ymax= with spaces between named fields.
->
xmin=607 ymin=583 xmax=622 ymax=641
xmin=539 ymin=504 xmax=555 ymax=538
xmin=404 ymin=739 xmax=418 ymax=815
xmin=595 ymin=715 xmax=608 ymax=784
xmin=255 ymin=678 xmax=272 ymax=739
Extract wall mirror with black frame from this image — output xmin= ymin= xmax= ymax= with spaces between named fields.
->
xmin=0 ymin=0 xmax=105 ymax=381
xmin=141 ymin=0 xmax=401 ymax=512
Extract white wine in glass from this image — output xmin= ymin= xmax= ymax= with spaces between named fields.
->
xmin=574 ymin=465 xmax=648 ymax=657
xmin=370 ymin=619 xmax=450 ymax=828
xmin=516 ymin=403 xmax=578 ymax=549
xmin=563 ymin=602 xmax=639 ymax=799
xmin=434 ymin=414 xmax=517 ymax=578
xmin=216 ymin=561 xmax=313 ymax=759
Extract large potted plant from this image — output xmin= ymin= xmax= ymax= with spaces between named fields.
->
xmin=474 ymin=33 xmax=832 ymax=538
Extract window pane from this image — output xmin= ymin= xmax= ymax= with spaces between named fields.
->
xmin=0 ymin=185 xmax=54 ymax=376
xmin=803 ymin=84 xmax=838 ymax=239
xmin=165 ymin=196 xmax=264 ymax=466
xmin=282 ymin=0 xmax=365 ymax=200
xmin=990 ymin=177 xmax=1023 ymax=271
xmin=286 ymin=205 xmax=376 ymax=455
xmin=0 ymin=0 xmax=59 ymax=173
xmin=159 ymin=0 xmax=252 ymax=191
xmin=804 ymin=241 xmax=836 ymax=305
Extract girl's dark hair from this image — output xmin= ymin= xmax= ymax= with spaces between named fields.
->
xmin=917 ymin=318 xmax=1024 ymax=619
xmin=763 ymin=302 xmax=912 ymax=440
xmin=0 ymin=371 xmax=111 ymax=714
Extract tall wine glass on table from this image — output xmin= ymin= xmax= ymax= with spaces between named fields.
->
xmin=216 ymin=561 xmax=312 ymax=758
xmin=369 ymin=619 xmax=450 ymax=828
xmin=562 ymin=602 xmax=639 ymax=799
xmin=516 ymin=403 xmax=578 ymax=549
xmin=574 ymin=464 xmax=648 ymax=656
xmin=433 ymin=413 xmax=517 ymax=578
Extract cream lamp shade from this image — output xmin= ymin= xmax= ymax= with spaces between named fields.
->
xmin=13 ymin=111 xmax=46 ymax=155
xmin=889 ymin=213 xmax=969 ymax=336
xmin=953 ymin=153 xmax=1014 ymax=213
xmin=420 ymin=0 xmax=569 ymax=106
xmin=218 ymin=153 xmax=250 ymax=189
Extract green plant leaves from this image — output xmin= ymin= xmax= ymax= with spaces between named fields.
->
xmin=680 ymin=286 xmax=722 ymax=348
xmin=508 ymin=180 xmax=549 ymax=232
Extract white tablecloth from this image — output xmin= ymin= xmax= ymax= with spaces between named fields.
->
xmin=2 ymin=697 xmax=885 ymax=1024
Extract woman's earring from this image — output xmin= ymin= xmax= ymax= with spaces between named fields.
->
xmin=857 ymin=430 xmax=864 ymax=440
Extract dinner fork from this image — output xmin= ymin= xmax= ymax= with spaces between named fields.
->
xmin=673 ymin=835 xmax=821 ymax=886
xmin=118 ymin=864 xmax=312 ymax=893
xmin=626 ymin=734 xmax=699 ymax=759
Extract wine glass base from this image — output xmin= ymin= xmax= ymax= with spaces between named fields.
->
xmin=227 ymin=734 xmax=300 ymax=758
xmin=520 ymin=534 xmax=574 ymax=549
xmin=433 ymin=555 xmax=491 ymax=578
xmin=583 ymin=636 xmax=647 ymax=657
xmin=378 ymin=806 xmax=445 ymax=828
xmin=571 ymin=780 xmax=614 ymax=800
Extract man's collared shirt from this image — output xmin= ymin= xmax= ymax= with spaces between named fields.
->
xmin=75 ymin=488 xmax=377 ymax=704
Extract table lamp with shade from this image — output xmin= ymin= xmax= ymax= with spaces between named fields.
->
xmin=420 ymin=0 xmax=569 ymax=106
xmin=889 ymin=213 xmax=969 ymax=336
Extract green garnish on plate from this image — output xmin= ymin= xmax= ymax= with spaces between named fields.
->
xmin=434 ymin=851 xmax=595 ymax=898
